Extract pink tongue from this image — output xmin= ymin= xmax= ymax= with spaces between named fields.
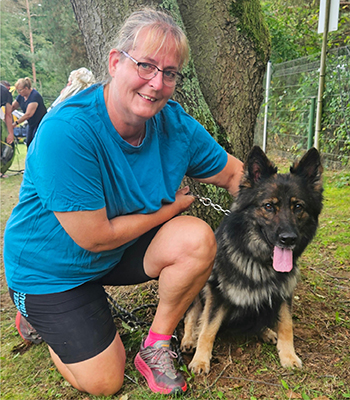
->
xmin=273 ymin=247 xmax=293 ymax=272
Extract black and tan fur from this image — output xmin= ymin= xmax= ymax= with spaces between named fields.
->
xmin=181 ymin=146 xmax=323 ymax=374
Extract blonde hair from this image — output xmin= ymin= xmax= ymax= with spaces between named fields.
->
xmin=15 ymin=77 xmax=32 ymax=90
xmin=110 ymin=8 xmax=189 ymax=71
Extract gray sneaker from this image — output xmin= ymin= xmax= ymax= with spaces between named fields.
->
xmin=15 ymin=312 xmax=43 ymax=344
xmin=134 ymin=339 xmax=187 ymax=395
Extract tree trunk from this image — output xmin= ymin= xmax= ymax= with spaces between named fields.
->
xmin=69 ymin=0 xmax=270 ymax=227
xmin=25 ymin=0 xmax=37 ymax=85
xmin=178 ymin=0 xmax=270 ymax=160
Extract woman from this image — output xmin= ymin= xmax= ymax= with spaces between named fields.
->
xmin=12 ymin=77 xmax=47 ymax=147
xmin=4 ymin=8 xmax=243 ymax=397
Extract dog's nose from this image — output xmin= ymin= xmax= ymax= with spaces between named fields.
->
xmin=278 ymin=232 xmax=297 ymax=247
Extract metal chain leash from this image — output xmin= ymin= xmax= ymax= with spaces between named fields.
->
xmin=106 ymin=293 xmax=185 ymax=365
xmin=192 ymin=193 xmax=232 ymax=216
xmin=106 ymin=192 xmax=230 ymax=366
xmin=107 ymin=293 xmax=151 ymax=330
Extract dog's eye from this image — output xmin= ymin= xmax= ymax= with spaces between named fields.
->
xmin=264 ymin=203 xmax=274 ymax=212
xmin=294 ymin=203 xmax=303 ymax=213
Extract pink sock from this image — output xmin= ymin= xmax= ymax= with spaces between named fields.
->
xmin=144 ymin=328 xmax=172 ymax=347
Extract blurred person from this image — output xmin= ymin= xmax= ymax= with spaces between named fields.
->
xmin=60 ymin=67 xmax=95 ymax=101
xmin=12 ymin=77 xmax=47 ymax=148
xmin=4 ymin=8 xmax=243 ymax=397
xmin=48 ymin=67 xmax=95 ymax=111
xmin=1 ymin=80 xmax=15 ymax=177
xmin=1 ymin=80 xmax=15 ymax=144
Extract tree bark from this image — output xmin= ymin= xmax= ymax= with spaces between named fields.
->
xmin=178 ymin=0 xmax=270 ymax=160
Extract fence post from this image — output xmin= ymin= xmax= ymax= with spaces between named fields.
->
xmin=263 ymin=61 xmax=272 ymax=153
xmin=308 ymin=96 xmax=316 ymax=149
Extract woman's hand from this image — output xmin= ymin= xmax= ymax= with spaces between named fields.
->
xmin=6 ymin=132 xmax=14 ymax=144
xmin=172 ymin=186 xmax=196 ymax=214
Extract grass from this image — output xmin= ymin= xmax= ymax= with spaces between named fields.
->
xmin=1 ymin=146 xmax=349 ymax=399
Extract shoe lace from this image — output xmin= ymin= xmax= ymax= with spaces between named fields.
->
xmin=142 ymin=347 xmax=178 ymax=373
xmin=22 ymin=318 xmax=42 ymax=340
xmin=28 ymin=330 xmax=42 ymax=340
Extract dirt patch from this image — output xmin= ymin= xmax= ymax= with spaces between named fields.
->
xmin=106 ymin=270 xmax=350 ymax=399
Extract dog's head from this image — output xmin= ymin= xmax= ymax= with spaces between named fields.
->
xmin=237 ymin=146 xmax=323 ymax=271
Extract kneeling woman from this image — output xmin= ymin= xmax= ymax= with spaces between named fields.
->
xmin=4 ymin=7 xmax=243 ymax=397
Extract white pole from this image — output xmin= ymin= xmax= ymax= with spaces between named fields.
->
xmin=314 ymin=0 xmax=331 ymax=149
xmin=263 ymin=61 xmax=272 ymax=153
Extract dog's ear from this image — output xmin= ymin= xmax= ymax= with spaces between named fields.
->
xmin=290 ymin=147 xmax=323 ymax=191
xmin=241 ymin=146 xmax=277 ymax=187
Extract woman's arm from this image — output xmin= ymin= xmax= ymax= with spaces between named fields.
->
xmin=196 ymin=154 xmax=244 ymax=197
xmin=13 ymin=102 xmax=38 ymax=126
xmin=54 ymin=187 xmax=195 ymax=253
xmin=4 ymin=103 xmax=14 ymax=143
xmin=11 ymin=99 xmax=20 ymax=112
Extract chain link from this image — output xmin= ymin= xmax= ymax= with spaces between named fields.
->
xmin=192 ymin=194 xmax=231 ymax=216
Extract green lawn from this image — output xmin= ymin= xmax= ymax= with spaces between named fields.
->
xmin=1 ymin=146 xmax=349 ymax=400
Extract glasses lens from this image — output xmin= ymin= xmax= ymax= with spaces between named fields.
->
xmin=137 ymin=62 xmax=181 ymax=87
xmin=138 ymin=63 xmax=157 ymax=79
xmin=163 ymin=71 xmax=177 ymax=87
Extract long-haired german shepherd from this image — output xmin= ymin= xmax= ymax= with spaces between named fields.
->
xmin=181 ymin=146 xmax=323 ymax=374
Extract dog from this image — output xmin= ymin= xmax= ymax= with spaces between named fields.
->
xmin=181 ymin=146 xmax=323 ymax=374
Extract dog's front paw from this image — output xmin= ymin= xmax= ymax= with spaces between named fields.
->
xmin=188 ymin=354 xmax=211 ymax=375
xmin=180 ymin=334 xmax=196 ymax=353
xmin=279 ymin=350 xmax=302 ymax=368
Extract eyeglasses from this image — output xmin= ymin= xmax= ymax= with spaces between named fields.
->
xmin=120 ymin=50 xmax=183 ymax=87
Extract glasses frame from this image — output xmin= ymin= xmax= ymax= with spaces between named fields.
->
xmin=119 ymin=50 xmax=183 ymax=87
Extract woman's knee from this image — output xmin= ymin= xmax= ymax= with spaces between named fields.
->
xmin=52 ymin=334 xmax=126 ymax=396
xmin=81 ymin=374 xmax=124 ymax=397
xmin=79 ymin=336 xmax=126 ymax=396
xmin=146 ymin=216 xmax=217 ymax=275
xmin=73 ymin=357 xmax=125 ymax=396
xmin=179 ymin=216 xmax=217 ymax=262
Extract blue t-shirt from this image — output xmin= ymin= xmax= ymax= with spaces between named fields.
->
xmin=4 ymin=84 xmax=227 ymax=295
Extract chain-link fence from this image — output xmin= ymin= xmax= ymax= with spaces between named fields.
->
xmin=254 ymin=46 xmax=350 ymax=168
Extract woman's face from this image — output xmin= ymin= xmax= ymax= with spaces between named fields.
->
xmin=16 ymin=85 xmax=30 ymax=97
xmin=107 ymin=31 xmax=180 ymax=128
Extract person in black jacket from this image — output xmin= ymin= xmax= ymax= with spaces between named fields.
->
xmin=1 ymin=81 xmax=15 ymax=177
xmin=1 ymin=80 xmax=14 ymax=145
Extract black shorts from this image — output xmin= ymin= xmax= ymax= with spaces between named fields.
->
xmin=9 ymin=225 xmax=162 ymax=364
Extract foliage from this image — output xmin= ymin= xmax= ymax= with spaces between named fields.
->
xmin=259 ymin=47 xmax=350 ymax=165
xmin=261 ymin=0 xmax=321 ymax=63
xmin=322 ymin=56 xmax=350 ymax=161
xmin=254 ymin=2 xmax=350 ymax=166
xmin=261 ymin=0 xmax=350 ymax=64
xmin=0 ymin=0 xmax=88 ymax=107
